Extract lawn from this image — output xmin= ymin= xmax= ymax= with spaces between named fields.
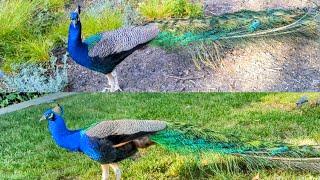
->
xmin=1 ymin=93 xmax=320 ymax=179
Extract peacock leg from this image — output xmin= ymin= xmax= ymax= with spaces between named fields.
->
xmin=104 ymin=73 xmax=115 ymax=92
xmin=101 ymin=164 xmax=110 ymax=180
xmin=104 ymin=72 xmax=122 ymax=92
xmin=133 ymin=136 xmax=154 ymax=148
xmin=109 ymin=163 xmax=121 ymax=180
xmin=111 ymin=71 xmax=122 ymax=92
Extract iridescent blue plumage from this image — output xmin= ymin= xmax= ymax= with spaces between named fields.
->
xmin=44 ymin=109 xmax=102 ymax=161
xmin=42 ymin=107 xmax=166 ymax=165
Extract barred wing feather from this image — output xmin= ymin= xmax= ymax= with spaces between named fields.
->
xmin=88 ymin=24 xmax=159 ymax=58
xmin=85 ymin=120 xmax=166 ymax=139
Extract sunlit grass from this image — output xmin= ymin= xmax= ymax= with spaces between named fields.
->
xmin=138 ymin=0 xmax=203 ymax=20
xmin=0 ymin=0 xmax=66 ymax=72
xmin=82 ymin=10 xmax=123 ymax=38
xmin=1 ymin=93 xmax=320 ymax=179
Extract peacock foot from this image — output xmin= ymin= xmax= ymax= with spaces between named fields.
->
xmin=102 ymin=87 xmax=122 ymax=93
xmin=112 ymin=86 xmax=123 ymax=92
xmin=101 ymin=87 xmax=111 ymax=93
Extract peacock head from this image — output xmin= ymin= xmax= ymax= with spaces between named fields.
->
xmin=70 ymin=5 xmax=81 ymax=28
xmin=40 ymin=104 xmax=64 ymax=122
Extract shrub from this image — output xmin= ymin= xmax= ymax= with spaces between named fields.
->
xmin=138 ymin=0 xmax=204 ymax=20
xmin=0 ymin=92 xmax=43 ymax=108
xmin=0 ymin=54 xmax=68 ymax=93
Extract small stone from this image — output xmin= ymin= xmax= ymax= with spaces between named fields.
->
xmin=296 ymin=96 xmax=309 ymax=108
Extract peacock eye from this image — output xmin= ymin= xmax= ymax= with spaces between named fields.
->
xmin=48 ymin=113 xmax=54 ymax=120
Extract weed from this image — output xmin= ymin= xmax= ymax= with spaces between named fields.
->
xmin=0 ymin=92 xmax=43 ymax=108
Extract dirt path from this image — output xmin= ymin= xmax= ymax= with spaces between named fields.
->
xmin=67 ymin=1 xmax=320 ymax=92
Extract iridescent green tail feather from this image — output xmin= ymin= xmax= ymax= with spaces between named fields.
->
xmin=151 ymin=123 xmax=320 ymax=172
xmin=151 ymin=8 xmax=319 ymax=49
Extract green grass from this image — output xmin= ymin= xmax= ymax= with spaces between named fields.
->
xmin=0 ymin=0 xmax=66 ymax=72
xmin=1 ymin=93 xmax=320 ymax=179
xmin=139 ymin=0 xmax=203 ymax=20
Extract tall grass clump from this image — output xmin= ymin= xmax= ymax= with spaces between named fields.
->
xmin=139 ymin=0 xmax=204 ymax=20
xmin=0 ymin=0 xmax=67 ymax=72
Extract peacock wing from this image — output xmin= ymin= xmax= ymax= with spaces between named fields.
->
xmin=87 ymin=24 xmax=159 ymax=58
xmin=85 ymin=120 xmax=166 ymax=145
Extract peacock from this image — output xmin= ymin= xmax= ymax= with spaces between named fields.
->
xmin=68 ymin=4 xmax=318 ymax=91
xmin=68 ymin=6 xmax=159 ymax=92
xmin=40 ymin=104 xmax=166 ymax=180
xmin=41 ymin=105 xmax=320 ymax=179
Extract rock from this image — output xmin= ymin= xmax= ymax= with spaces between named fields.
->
xmin=296 ymin=96 xmax=309 ymax=108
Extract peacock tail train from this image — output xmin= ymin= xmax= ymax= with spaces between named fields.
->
xmin=151 ymin=8 xmax=320 ymax=48
xmin=146 ymin=8 xmax=319 ymax=69
xmin=151 ymin=122 xmax=320 ymax=172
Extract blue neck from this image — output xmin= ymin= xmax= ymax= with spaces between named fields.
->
xmin=67 ymin=22 xmax=92 ymax=67
xmin=48 ymin=115 xmax=81 ymax=152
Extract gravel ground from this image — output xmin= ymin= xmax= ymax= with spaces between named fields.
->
xmin=65 ymin=1 xmax=320 ymax=92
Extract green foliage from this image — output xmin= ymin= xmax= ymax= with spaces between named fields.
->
xmin=138 ymin=0 xmax=203 ymax=20
xmin=1 ymin=54 xmax=68 ymax=92
xmin=82 ymin=10 xmax=123 ymax=38
xmin=1 ymin=93 xmax=320 ymax=178
xmin=0 ymin=0 xmax=67 ymax=72
xmin=0 ymin=92 xmax=43 ymax=108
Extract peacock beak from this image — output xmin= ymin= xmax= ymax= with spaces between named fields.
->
xmin=39 ymin=115 xmax=46 ymax=122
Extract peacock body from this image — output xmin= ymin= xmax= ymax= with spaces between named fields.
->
xmin=41 ymin=105 xmax=167 ymax=179
xmin=41 ymin=106 xmax=166 ymax=165
xmin=67 ymin=6 xmax=159 ymax=92
xmin=68 ymin=22 xmax=159 ymax=75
